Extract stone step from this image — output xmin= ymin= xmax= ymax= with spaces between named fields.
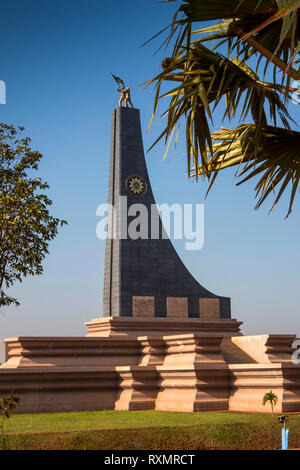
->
xmin=221 ymin=338 xmax=257 ymax=364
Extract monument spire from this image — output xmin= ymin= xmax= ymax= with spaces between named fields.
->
xmin=103 ymin=104 xmax=231 ymax=319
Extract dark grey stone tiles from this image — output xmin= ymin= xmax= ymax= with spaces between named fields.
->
xmin=102 ymin=107 xmax=231 ymax=318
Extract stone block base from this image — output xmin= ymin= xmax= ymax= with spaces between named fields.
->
xmin=229 ymin=363 xmax=300 ymax=413
xmin=155 ymin=365 xmax=229 ymax=412
xmin=0 ymin=330 xmax=299 ymax=414
xmin=0 ymin=333 xmax=232 ymax=414
xmin=0 ymin=368 xmax=118 ymax=414
xmin=85 ymin=316 xmax=242 ymax=338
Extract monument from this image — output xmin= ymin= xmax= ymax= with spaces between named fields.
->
xmin=0 ymin=80 xmax=299 ymax=414
xmin=86 ymin=77 xmax=241 ymax=338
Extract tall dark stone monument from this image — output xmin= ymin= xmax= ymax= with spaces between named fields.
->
xmin=102 ymin=106 xmax=231 ymax=321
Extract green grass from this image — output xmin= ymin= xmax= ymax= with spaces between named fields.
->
xmin=2 ymin=410 xmax=300 ymax=450
xmin=5 ymin=410 xmax=298 ymax=433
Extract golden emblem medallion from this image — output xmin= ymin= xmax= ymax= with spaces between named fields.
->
xmin=125 ymin=174 xmax=147 ymax=197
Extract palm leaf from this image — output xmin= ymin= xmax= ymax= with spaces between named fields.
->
xmin=145 ymin=42 xmax=293 ymax=178
xmin=162 ymin=0 xmax=300 ymax=87
xmin=145 ymin=1 xmax=300 ymax=212
xmin=193 ymin=124 xmax=300 ymax=215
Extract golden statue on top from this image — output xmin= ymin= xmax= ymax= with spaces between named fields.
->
xmin=111 ymin=73 xmax=134 ymax=108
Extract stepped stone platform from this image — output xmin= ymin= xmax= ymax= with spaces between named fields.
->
xmin=85 ymin=316 xmax=242 ymax=338
xmin=0 ymin=328 xmax=299 ymax=414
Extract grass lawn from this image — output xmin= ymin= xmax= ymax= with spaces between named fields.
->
xmin=4 ymin=409 xmax=299 ymax=433
xmin=2 ymin=410 xmax=300 ymax=450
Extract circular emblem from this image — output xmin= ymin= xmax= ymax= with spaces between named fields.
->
xmin=125 ymin=174 xmax=147 ymax=197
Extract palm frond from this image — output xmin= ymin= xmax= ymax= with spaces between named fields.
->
xmin=193 ymin=124 xmax=300 ymax=216
xmin=162 ymin=1 xmax=300 ymax=87
xmin=145 ymin=42 xmax=293 ymax=179
xmin=262 ymin=390 xmax=278 ymax=405
xmin=146 ymin=1 xmax=300 ymax=212
xmin=178 ymin=0 xmax=277 ymax=22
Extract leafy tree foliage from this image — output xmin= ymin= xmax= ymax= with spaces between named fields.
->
xmin=0 ymin=391 xmax=21 ymax=449
xmin=0 ymin=123 xmax=66 ymax=308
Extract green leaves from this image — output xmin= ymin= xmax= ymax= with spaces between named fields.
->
xmin=0 ymin=392 xmax=21 ymax=449
xmin=0 ymin=392 xmax=21 ymax=418
xmin=0 ymin=123 xmax=67 ymax=308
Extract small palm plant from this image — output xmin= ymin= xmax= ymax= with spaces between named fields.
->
xmin=262 ymin=390 xmax=278 ymax=416
xmin=0 ymin=392 xmax=21 ymax=450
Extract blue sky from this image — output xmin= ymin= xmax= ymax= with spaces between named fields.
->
xmin=0 ymin=0 xmax=299 ymax=346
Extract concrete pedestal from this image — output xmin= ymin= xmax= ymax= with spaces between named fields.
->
xmin=0 ymin=332 xmax=299 ymax=414
xmin=85 ymin=316 xmax=242 ymax=338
